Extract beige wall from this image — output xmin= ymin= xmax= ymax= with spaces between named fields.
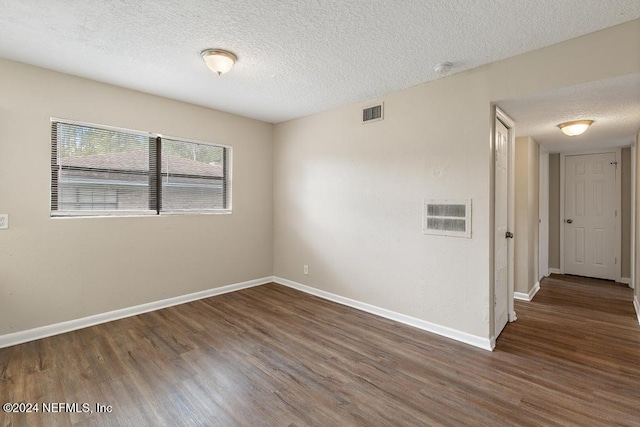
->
xmin=531 ymin=142 xmax=540 ymax=288
xmin=515 ymin=137 xmax=540 ymax=294
xmin=548 ymin=153 xmax=561 ymax=269
xmin=636 ymin=133 xmax=640 ymax=306
xmin=622 ymin=147 xmax=632 ymax=279
xmin=2 ymin=20 xmax=639 ymax=343
xmin=0 ymin=59 xmax=274 ymax=336
xmin=548 ymin=149 xmax=632 ymax=279
xmin=273 ymin=20 xmax=640 ymax=341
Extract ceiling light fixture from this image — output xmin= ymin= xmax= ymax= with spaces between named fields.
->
xmin=201 ymin=49 xmax=237 ymax=75
xmin=557 ymin=120 xmax=594 ymax=136
xmin=433 ymin=62 xmax=453 ymax=74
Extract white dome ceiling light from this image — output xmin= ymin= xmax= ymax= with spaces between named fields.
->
xmin=201 ymin=49 xmax=237 ymax=75
xmin=433 ymin=62 xmax=453 ymax=74
xmin=558 ymin=120 xmax=594 ymax=136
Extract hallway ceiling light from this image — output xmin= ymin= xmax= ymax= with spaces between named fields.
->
xmin=201 ymin=49 xmax=237 ymax=75
xmin=557 ymin=120 xmax=593 ymax=136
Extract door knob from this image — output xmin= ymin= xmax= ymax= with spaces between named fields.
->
xmin=505 ymin=231 xmax=514 ymax=239
xmin=566 ymin=219 xmax=573 ymax=224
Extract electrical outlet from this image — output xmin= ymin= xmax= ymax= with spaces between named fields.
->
xmin=0 ymin=214 xmax=8 ymax=229
xmin=303 ymin=265 xmax=309 ymax=275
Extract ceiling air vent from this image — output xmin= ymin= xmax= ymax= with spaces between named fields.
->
xmin=423 ymin=199 xmax=472 ymax=238
xmin=362 ymin=103 xmax=383 ymax=123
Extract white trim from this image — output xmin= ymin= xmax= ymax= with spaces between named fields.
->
xmin=631 ymin=143 xmax=636 ymax=290
xmin=616 ymin=148 xmax=623 ymax=283
xmin=492 ymin=107 xmax=516 ymax=339
xmin=514 ymin=281 xmax=541 ymax=302
xmin=634 ymin=295 xmax=640 ymax=326
xmin=560 ymin=149 xmax=622 ymax=281
xmin=273 ymin=276 xmax=493 ymax=351
xmin=506 ymin=110 xmax=516 ymax=329
xmin=560 ymin=152 xmax=565 ymax=274
xmin=620 ymin=277 xmax=631 ymax=285
xmin=549 ymin=268 xmax=561 ymax=274
xmin=52 ymin=210 xmax=158 ymax=218
xmin=539 ymin=151 xmax=550 ymax=279
xmin=0 ymin=276 xmax=272 ymax=349
xmin=160 ymin=210 xmax=232 ymax=216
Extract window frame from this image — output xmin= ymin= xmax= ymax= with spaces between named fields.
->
xmin=50 ymin=118 xmax=232 ymax=217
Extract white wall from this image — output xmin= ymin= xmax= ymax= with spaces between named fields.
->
xmin=273 ymin=20 xmax=640 ymax=343
xmin=0 ymin=59 xmax=274 ymax=336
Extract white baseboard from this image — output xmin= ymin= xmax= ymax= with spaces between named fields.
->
xmin=2 ymin=275 xmax=498 ymax=352
xmin=549 ymin=268 xmax=561 ymax=274
xmin=513 ymin=292 xmax=529 ymax=301
xmin=634 ymin=296 xmax=640 ymax=326
xmin=514 ymin=281 xmax=541 ymax=302
xmin=0 ymin=276 xmax=273 ymax=349
xmin=620 ymin=277 xmax=631 ymax=285
xmin=273 ymin=276 xmax=493 ymax=351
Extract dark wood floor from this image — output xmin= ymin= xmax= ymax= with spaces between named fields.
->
xmin=1 ymin=275 xmax=639 ymax=426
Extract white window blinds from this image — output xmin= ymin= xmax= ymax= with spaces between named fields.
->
xmin=161 ymin=138 xmax=227 ymax=211
xmin=51 ymin=119 xmax=230 ymax=216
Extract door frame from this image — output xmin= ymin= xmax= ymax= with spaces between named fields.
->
xmin=560 ymin=148 xmax=622 ymax=282
xmin=539 ymin=149 xmax=550 ymax=280
xmin=631 ymin=142 xmax=636 ymax=289
xmin=490 ymin=106 xmax=516 ymax=348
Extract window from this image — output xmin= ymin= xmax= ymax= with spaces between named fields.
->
xmin=161 ymin=138 xmax=227 ymax=212
xmin=51 ymin=119 xmax=230 ymax=216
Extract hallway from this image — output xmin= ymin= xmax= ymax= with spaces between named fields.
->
xmin=497 ymin=273 xmax=640 ymax=424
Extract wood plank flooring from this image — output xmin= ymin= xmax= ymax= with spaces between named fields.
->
xmin=1 ymin=275 xmax=639 ymax=426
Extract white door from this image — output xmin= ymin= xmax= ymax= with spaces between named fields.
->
xmin=494 ymin=118 xmax=510 ymax=337
xmin=564 ymin=153 xmax=617 ymax=280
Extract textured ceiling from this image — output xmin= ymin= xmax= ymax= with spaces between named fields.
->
xmin=0 ymin=1 xmax=638 ymax=124
xmin=498 ymin=74 xmax=640 ymax=152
